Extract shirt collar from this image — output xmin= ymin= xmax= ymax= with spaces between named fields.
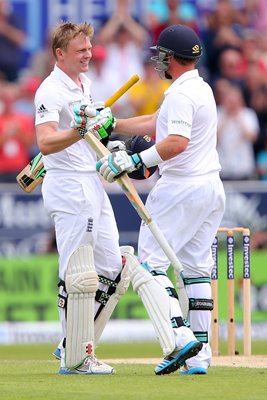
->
xmin=165 ymin=69 xmax=200 ymax=95
xmin=53 ymin=64 xmax=90 ymax=95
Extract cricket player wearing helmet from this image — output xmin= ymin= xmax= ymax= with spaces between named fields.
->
xmin=35 ymin=21 xmax=131 ymax=375
xmin=97 ymin=25 xmax=225 ymax=375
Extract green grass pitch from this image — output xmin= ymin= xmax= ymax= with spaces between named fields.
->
xmin=0 ymin=342 xmax=266 ymax=400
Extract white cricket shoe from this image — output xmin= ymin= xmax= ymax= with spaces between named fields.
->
xmin=59 ymin=355 xmax=115 ymax=375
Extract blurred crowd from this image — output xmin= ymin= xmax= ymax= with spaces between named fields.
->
xmin=1 ymin=0 xmax=267 ymax=182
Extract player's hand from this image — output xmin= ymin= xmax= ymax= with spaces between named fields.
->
xmin=90 ymin=100 xmax=105 ymax=111
xmin=96 ymin=150 xmax=143 ymax=183
xmin=83 ymin=101 xmax=105 ymax=117
xmin=71 ymin=106 xmax=116 ymax=142
xmin=106 ymin=140 xmax=126 ymax=152
xmin=86 ymin=108 xmax=116 ymax=142
xmin=71 ymin=104 xmax=89 ymax=136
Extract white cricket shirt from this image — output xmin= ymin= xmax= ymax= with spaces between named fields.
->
xmin=35 ymin=65 xmax=96 ymax=172
xmin=156 ymin=69 xmax=221 ymax=177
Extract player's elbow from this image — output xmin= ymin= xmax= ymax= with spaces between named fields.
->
xmin=37 ymin=139 xmax=51 ymax=156
xmin=39 ymin=147 xmax=49 ymax=156
xmin=169 ymin=135 xmax=189 ymax=155
xmin=36 ymin=123 xmax=59 ymax=155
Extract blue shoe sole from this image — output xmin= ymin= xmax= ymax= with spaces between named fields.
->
xmin=53 ymin=348 xmax=61 ymax=360
xmin=59 ymin=368 xmax=77 ymax=375
xmin=155 ymin=341 xmax=203 ymax=375
xmin=179 ymin=367 xmax=207 ymax=375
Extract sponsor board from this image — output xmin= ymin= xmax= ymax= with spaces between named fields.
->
xmin=1 ymin=320 xmax=267 ymax=344
xmin=0 ymin=252 xmax=267 ymax=324
xmin=1 ymin=182 xmax=267 ymax=256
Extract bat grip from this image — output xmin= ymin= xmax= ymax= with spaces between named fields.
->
xmin=105 ymin=74 xmax=139 ymax=107
xmin=84 ymin=74 xmax=139 ymax=118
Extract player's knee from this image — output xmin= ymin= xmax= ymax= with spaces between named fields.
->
xmin=95 ymin=260 xmax=130 ymax=310
xmin=183 ymin=277 xmax=213 ymax=310
xmin=65 ymin=245 xmax=99 ymax=294
xmin=66 ymin=270 xmax=99 ymax=294
xmin=120 ymin=246 xmax=153 ymax=293
xmin=116 ymin=250 xmax=131 ymax=296
xmin=184 ymin=277 xmax=211 ymax=295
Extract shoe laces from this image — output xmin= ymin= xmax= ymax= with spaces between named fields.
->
xmin=84 ymin=355 xmax=103 ymax=366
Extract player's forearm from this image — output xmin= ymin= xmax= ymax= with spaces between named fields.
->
xmin=115 ymin=113 xmax=157 ymax=137
xmin=36 ymin=127 xmax=80 ymax=155
xmin=156 ymin=135 xmax=189 ymax=161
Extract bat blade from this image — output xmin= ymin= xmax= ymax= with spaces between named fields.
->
xmin=16 ymin=152 xmax=45 ymax=193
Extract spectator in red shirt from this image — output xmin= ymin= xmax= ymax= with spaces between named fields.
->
xmin=0 ymin=82 xmax=35 ymax=182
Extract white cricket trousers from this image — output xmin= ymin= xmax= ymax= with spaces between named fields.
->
xmin=42 ymin=172 xmax=122 ymax=338
xmin=138 ymin=173 xmax=225 ymax=369
xmin=42 ymin=172 xmax=122 ymax=281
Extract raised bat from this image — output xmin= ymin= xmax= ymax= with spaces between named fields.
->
xmin=16 ymin=74 xmax=140 ymax=193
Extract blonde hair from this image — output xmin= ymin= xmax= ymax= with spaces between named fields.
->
xmin=52 ymin=22 xmax=94 ymax=59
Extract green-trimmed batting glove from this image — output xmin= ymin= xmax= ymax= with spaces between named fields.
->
xmin=86 ymin=107 xmax=116 ymax=143
xmin=71 ymin=106 xmax=116 ymax=144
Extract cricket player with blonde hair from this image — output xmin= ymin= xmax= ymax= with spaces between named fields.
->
xmin=35 ymin=21 xmax=131 ymax=375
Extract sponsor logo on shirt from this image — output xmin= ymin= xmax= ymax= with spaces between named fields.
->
xmin=37 ymin=104 xmax=48 ymax=118
xmin=171 ymin=120 xmax=191 ymax=128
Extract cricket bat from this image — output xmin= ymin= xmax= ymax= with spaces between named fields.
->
xmin=16 ymin=152 xmax=46 ymax=193
xmin=16 ymin=74 xmax=140 ymax=193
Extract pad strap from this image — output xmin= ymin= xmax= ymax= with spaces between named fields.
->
xmin=193 ymin=331 xmax=209 ymax=343
xmin=94 ymin=249 xmax=130 ymax=343
xmin=171 ymin=317 xmax=190 ymax=329
xmin=189 ymin=298 xmax=214 ymax=311
xmin=95 ymin=273 xmax=123 ymax=319
xmin=151 ymin=270 xmax=179 ymax=300
xmin=183 ymin=277 xmax=211 ymax=285
xmin=57 ymin=280 xmax=67 ymax=309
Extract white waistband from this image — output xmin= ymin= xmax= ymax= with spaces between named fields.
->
xmin=47 ymin=169 xmax=96 ymax=177
xmin=161 ymin=171 xmax=220 ymax=181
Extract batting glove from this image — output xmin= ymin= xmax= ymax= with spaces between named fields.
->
xmin=82 ymin=101 xmax=105 ymax=117
xmin=71 ymin=106 xmax=116 ymax=143
xmin=106 ymin=140 xmax=126 ymax=152
xmin=96 ymin=150 xmax=143 ymax=183
xmin=71 ymin=103 xmax=95 ymax=136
